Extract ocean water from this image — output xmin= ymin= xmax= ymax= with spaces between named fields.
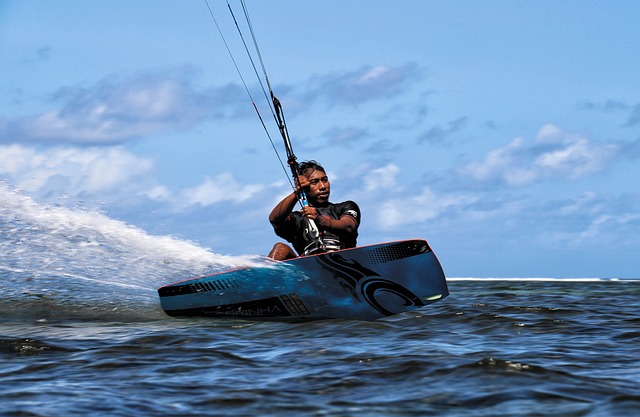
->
xmin=2 ymin=184 xmax=639 ymax=417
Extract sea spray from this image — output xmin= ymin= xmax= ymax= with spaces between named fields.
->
xmin=0 ymin=182 xmax=265 ymax=322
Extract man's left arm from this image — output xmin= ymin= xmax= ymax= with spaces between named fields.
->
xmin=317 ymin=213 xmax=357 ymax=234
xmin=317 ymin=201 xmax=360 ymax=235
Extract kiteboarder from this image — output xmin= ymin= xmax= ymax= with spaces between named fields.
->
xmin=268 ymin=160 xmax=360 ymax=260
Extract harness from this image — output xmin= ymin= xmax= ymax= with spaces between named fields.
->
xmin=303 ymin=236 xmax=344 ymax=256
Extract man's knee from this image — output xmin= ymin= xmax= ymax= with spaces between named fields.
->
xmin=268 ymin=242 xmax=296 ymax=260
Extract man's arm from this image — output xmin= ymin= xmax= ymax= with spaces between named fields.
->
xmin=301 ymin=201 xmax=359 ymax=236
xmin=269 ymin=175 xmax=310 ymax=227
xmin=313 ymin=210 xmax=358 ymax=234
xmin=269 ymin=191 xmax=299 ymax=227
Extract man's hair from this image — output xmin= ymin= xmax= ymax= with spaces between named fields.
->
xmin=298 ymin=160 xmax=325 ymax=176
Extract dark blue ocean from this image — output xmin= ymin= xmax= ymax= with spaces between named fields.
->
xmin=2 ymin=186 xmax=639 ymax=417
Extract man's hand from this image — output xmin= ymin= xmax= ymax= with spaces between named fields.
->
xmin=294 ymin=175 xmax=309 ymax=196
xmin=301 ymin=205 xmax=318 ymax=220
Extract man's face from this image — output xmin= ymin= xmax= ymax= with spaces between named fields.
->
xmin=304 ymin=169 xmax=330 ymax=206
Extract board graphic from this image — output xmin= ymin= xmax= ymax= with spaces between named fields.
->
xmin=158 ymin=239 xmax=448 ymax=320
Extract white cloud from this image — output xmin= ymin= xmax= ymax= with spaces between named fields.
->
xmin=376 ymin=186 xmax=476 ymax=229
xmin=141 ymin=185 xmax=172 ymax=201
xmin=363 ymin=163 xmax=401 ymax=192
xmin=0 ymin=71 xmax=246 ymax=145
xmin=558 ymin=191 xmax=601 ymax=216
xmin=0 ymin=144 xmax=155 ymax=198
xmin=0 ymin=144 xmax=271 ymax=213
xmin=326 ymin=127 xmax=368 ymax=146
xmin=0 ymin=64 xmax=423 ymax=148
xmin=542 ymin=191 xmax=640 ymax=246
xmin=176 ymin=172 xmax=262 ymax=209
xmin=306 ymin=63 xmax=423 ymax=105
xmin=547 ymin=212 xmax=640 ymax=247
xmin=458 ymin=124 xmax=619 ymax=187
xmin=584 ymin=213 xmax=640 ymax=241
xmin=418 ymin=117 xmax=467 ymax=145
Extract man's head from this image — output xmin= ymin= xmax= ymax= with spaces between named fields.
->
xmin=298 ymin=160 xmax=325 ymax=177
xmin=298 ymin=160 xmax=330 ymax=206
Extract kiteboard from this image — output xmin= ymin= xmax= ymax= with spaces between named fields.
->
xmin=158 ymin=239 xmax=448 ymax=321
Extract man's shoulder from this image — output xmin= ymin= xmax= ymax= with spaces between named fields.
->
xmin=331 ymin=200 xmax=360 ymax=220
xmin=330 ymin=200 xmax=359 ymax=209
xmin=331 ymin=199 xmax=358 ymax=206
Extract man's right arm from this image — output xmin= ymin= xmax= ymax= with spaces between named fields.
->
xmin=269 ymin=192 xmax=299 ymax=227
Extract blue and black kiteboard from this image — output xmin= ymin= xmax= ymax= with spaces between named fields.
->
xmin=158 ymin=239 xmax=448 ymax=321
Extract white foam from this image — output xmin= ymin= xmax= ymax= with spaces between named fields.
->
xmin=0 ymin=182 xmax=264 ymax=292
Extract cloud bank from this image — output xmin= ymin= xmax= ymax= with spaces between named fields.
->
xmin=0 ymin=71 xmax=246 ymax=145
xmin=1 ymin=64 xmax=423 ymax=147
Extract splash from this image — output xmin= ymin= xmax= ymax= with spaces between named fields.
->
xmin=0 ymin=182 xmax=263 ymax=322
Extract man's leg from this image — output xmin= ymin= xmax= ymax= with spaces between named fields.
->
xmin=268 ymin=242 xmax=297 ymax=260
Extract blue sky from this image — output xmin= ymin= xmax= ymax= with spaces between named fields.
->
xmin=2 ymin=1 xmax=639 ymax=278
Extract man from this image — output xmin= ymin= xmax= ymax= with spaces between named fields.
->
xmin=268 ymin=160 xmax=360 ymax=260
